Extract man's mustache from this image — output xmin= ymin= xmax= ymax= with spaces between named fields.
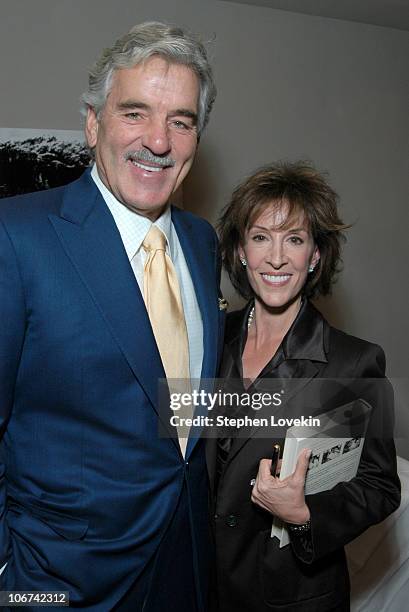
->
xmin=125 ymin=149 xmax=176 ymax=168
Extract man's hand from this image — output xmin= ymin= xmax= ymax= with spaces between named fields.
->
xmin=251 ymin=449 xmax=311 ymax=524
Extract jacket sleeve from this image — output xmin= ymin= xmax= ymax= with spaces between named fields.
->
xmin=0 ymin=218 xmax=26 ymax=568
xmin=291 ymin=343 xmax=401 ymax=563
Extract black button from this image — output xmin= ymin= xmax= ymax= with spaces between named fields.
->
xmin=226 ymin=514 xmax=237 ymax=527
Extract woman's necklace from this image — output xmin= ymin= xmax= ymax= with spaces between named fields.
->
xmin=247 ymin=306 xmax=255 ymax=329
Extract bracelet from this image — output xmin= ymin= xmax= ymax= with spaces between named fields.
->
xmin=287 ymin=519 xmax=311 ymax=534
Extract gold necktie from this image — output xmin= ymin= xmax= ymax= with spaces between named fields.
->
xmin=143 ymin=225 xmax=191 ymax=454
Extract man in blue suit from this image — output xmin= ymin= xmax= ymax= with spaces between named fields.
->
xmin=0 ymin=22 xmax=224 ymax=611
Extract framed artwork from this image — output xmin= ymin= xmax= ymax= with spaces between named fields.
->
xmin=0 ymin=128 xmax=91 ymax=198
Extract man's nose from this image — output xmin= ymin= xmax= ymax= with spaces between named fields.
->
xmin=141 ymin=118 xmax=171 ymax=156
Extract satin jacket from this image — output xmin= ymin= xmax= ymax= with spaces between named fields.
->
xmin=207 ymin=300 xmax=400 ymax=612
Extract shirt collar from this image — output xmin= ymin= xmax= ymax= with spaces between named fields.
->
xmin=91 ymin=164 xmax=174 ymax=260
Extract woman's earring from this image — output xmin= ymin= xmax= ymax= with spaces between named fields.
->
xmin=240 ymin=258 xmax=247 ymax=267
xmin=309 ymin=258 xmax=319 ymax=273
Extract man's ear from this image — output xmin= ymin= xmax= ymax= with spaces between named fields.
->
xmin=85 ymin=106 xmax=99 ymax=149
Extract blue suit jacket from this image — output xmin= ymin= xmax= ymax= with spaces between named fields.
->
xmin=0 ymin=170 xmax=225 ymax=609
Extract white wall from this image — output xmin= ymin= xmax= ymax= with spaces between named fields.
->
xmin=1 ymin=0 xmax=408 ymax=456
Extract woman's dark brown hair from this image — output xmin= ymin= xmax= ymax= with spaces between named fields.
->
xmin=218 ymin=161 xmax=348 ymax=299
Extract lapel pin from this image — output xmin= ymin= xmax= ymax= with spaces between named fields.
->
xmin=218 ymin=298 xmax=228 ymax=311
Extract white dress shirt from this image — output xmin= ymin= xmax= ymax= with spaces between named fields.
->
xmin=90 ymin=165 xmax=204 ymax=382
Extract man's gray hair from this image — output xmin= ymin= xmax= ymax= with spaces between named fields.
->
xmin=80 ymin=21 xmax=216 ymax=136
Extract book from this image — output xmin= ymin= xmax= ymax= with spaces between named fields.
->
xmin=271 ymin=398 xmax=372 ymax=547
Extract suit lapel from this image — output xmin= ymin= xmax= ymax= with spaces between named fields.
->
xmin=171 ymin=208 xmax=220 ymax=457
xmin=49 ymin=171 xmax=178 ymax=445
xmin=171 ymin=207 xmax=219 ymax=380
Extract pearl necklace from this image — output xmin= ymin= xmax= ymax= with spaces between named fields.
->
xmin=247 ymin=306 xmax=255 ymax=329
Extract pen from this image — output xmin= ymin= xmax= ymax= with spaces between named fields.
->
xmin=270 ymin=443 xmax=280 ymax=477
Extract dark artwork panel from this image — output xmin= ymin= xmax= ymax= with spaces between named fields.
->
xmin=0 ymin=134 xmax=91 ymax=198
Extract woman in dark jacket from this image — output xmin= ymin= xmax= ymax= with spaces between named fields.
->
xmin=207 ymin=161 xmax=400 ymax=612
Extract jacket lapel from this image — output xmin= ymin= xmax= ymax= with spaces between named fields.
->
xmin=49 ymin=171 xmax=177 ymax=443
xmin=171 ymin=207 xmax=221 ymax=457
xmin=221 ymin=301 xmax=328 ymax=465
xmin=226 ymin=360 xmax=321 ymax=463
xmin=171 ymin=207 xmax=219 ymax=380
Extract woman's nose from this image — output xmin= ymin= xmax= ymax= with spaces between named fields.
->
xmin=267 ymin=241 xmax=288 ymax=268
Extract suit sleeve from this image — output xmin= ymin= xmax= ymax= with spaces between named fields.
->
xmin=0 ymin=219 xmax=26 ymax=568
xmin=291 ymin=343 xmax=401 ymax=563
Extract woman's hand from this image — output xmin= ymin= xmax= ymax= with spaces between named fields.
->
xmin=251 ymin=449 xmax=311 ymax=524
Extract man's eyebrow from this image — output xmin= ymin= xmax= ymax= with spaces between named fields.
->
xmin=116 ymin=101 xmax=198 ymax=125
xmin=117 ymin=101 xmax=150 ymax=111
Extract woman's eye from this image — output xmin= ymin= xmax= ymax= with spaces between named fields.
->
xmin=289 ymin=236 xmax=303 ymax=245
xmin=252 ymin=234 xmax=267 ymax=242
